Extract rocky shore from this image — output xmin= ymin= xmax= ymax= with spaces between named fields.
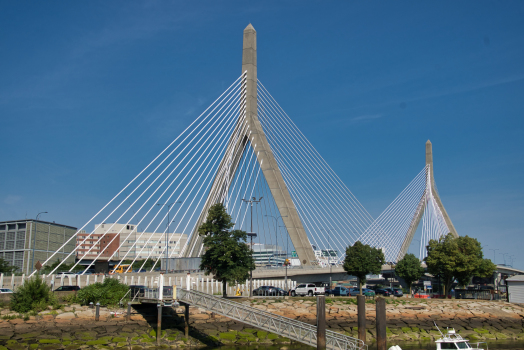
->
xmin=0 ymin=297 xmax=523 ymax=349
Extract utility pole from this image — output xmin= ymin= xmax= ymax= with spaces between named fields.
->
xmin=157 ymin=201 xmax=182 ymax=271
xmin=243 ymin=197 xmax=263 ymax=297
xmin=32 ymin=211 xmax=48 ymax=274
xmin=265 ymin=215 xmax=287 ymax=264
xmin=489 ymin=249 xmax=499 ymax=265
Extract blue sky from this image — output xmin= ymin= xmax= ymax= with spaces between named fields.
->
xmin=1 ymin=2 xmax=523 ymax=269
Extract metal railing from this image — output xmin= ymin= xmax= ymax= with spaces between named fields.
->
xmin=178 ymin=288 xmax=365 ymax=350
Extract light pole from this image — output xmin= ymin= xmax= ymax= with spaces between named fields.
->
xmin=243 ymin=197 xmax=263 ymax=298
xmin=500 ymin=253 xmax=508 ymax=266
xmin=264 ymin=215 xmax=287 ymax=264
xmin=489 ymin=249 xmax=499 ymax=265
xmin=32 ymin=212 xmax=48 ymax=274
xmin=157 ymin=201 xmax=182 ymax=272
xmin=247 ymin=232 xmax=257 ymax=297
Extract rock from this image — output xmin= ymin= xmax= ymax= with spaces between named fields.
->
xmin=55 ymin=312 xmax=76 ymax=319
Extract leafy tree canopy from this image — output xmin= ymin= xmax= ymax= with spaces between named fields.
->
xmin=424 ymin=233 xmax=496 ymax=297
xmin=11 ymin=275 xmax=59 ymax=313
xmin=198 ymin=203 xmax=255 ymax=297
xmin=395 ymin=253 xmax=424 ymax=293
xmin=0 ymin=257 xmax=17 ymax=275
xmin=343 ymin=241 xmax=385 ymax=294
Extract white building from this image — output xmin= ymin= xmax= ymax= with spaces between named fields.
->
xmin=76 ymin=223 xmax=187 ymax=261
xmin=507 ymin=274 xmax=524 ymax=304
xmin=119 ymin=231 xmax=187 ymax=260
xmin=252 ymin=243 xmax=287 ymax=266
xmin=314 ymin=249 xmax=339 ymax=266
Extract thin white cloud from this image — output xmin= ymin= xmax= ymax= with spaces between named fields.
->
xmin=4 ymin=195 xmax=22 ymax=205
xmin=351 ymin=114 xmax=383 ymax=122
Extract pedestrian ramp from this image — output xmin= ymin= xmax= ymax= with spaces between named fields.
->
xmin=178 ymin=289 xmax=366 ymax=350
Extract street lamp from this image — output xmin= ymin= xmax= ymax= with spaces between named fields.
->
xmin=264 ymin=215 xmax=287 ymax=263
xmin=277 ymin=225 xmax=290 ymax=290
xmin=32 ymin=212 xmax=48 ymax=274
xmin=157 ymin=201 xmax=182 ymax=272
xmin=247 ymin=232 xmax=257 ymax=298
xmin=500 ymin=253 xmax=508 ymax=266
xmin=489 ymin=249 xmax=499 ymax=265
xmin=242 ymin=197 xmax=263 ymax=298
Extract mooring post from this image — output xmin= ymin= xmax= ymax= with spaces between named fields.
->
xmin=317 ymin=295 xmax=326 ymax=350
xmin=184 ymin=303 xmax=189 ymax=338
xmin=127 ymin=302 xmax=131 ymax=322
xmin=357 ymin=294 xmax=366 ymax=343
xmin=376 ymin=297 xmax=386 ymax=350
xmin=95 ymin=302 xmax=100 ymax=321
xmin=157 ymin=303 xmax=162 ymax=345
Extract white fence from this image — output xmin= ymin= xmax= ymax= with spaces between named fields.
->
xmin=0 ymin=272 xmax=297 ymax=296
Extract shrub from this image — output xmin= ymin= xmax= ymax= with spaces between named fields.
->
xmin=76 ymin=278 xmax=129 ymax=306
xmin=10 ymin=275 xmax=59 ymax=313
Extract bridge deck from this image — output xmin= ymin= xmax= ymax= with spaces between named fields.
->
xmin=178 ymin=288 xmax=365 ymax=350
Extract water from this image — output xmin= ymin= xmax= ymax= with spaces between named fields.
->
xmin=144 ymin=339 xmax=524 ymax=350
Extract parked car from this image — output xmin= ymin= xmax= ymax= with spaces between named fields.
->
xmin=392 ymin=288 xmax=403 ymax=297
xmin=375 ymin=288 xmax=392 ymax=296
xmin=349 ymin=287 xmax=375 ymax=296
xmin=290 ymin=283 xmax=325 ymax=297
xmin=55 ymin=272 xmax=76 ymax=278
xmin=363 ymin=288 xmax=376 ymax=297
xmin=0 ymin=288 xmax=13 ymax=294
xmin=54 ymin=286 xmax=80 ymax=292
xmin=253 ymin=286 xmax=279 ymax=296
xmin=327 ymin=286 xmax=350 ymax=296
xmin=272 ymin=287 xmax=288 ymax=296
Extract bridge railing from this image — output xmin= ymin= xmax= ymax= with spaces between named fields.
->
xmin=178 ymin=288 xmax=365 ymax=350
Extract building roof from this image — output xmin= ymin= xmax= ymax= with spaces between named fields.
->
xmin=0 ymin=219 xmax=77 ymax=230
xmin=506 ymin=274 xmax=524 ymax=282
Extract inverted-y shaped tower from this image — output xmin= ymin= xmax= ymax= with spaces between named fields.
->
xmin=183 ymin=24 xmax=317 ymax=265
xmin=397 ymin=140 xmax=459 ymax=261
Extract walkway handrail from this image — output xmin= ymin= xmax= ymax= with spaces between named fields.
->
xmin=178 ymin=289 xmax=365 ymax=350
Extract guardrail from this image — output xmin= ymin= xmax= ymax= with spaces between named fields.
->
xmin=178 ymin=288 xmax=365 ymax=350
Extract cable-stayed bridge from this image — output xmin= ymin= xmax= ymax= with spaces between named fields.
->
xmin=30 ymin=24 xmax=458 ymax=277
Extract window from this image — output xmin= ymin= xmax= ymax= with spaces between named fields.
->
xmin=456 ymin=342 xmax=470 ymax=349
xmin=297 ymin=284 xmax=306 ymax=288
xmin=440 ymin=343 xmax=458 ymax=349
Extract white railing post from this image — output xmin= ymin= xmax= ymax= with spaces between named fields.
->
xmin=86 ymin=275 xmax=90 ymax=286
xmin=211 ymin=279 xmax=214 ymax=295
xmin=206 ymin=278 xmax=209 ymax=294
xmin=60 ymin=275 xmax=64 ymax=287
xmin=159 ymin=274 xmax=164 ymax=301
xmin=186 ymin=273 xmax=190 ymax=291
xmin=0 ymin=273 xmax=4 ymax=288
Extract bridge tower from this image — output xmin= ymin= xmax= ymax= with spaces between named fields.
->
xmin=183 ymin=24 xmax=317 ymax=265
xmin=397 ymin=140 xmax=459 ymax=261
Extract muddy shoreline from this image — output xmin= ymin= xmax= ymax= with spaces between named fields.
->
xmin=0 ymin=298 xmax=523 ymax=349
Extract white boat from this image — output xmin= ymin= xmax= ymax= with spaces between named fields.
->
xmin=435 ymin=322 xmax=488 ymax=350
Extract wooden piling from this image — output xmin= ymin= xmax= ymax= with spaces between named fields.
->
xmin=357 ymin=295 xmax=366 ymax=343
xmin=376 ymin=297 xmax=386 ymax=350
xmin=316 ymin=295 xmax=326 ymax=350
xmin=157 ymin=304 xmax=162 ymax=345
xmin=184 ymin=303 xmax=189 ymax=338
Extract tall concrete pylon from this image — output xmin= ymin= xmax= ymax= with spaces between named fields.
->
xmin=183 ymin=24 xmax=317 ymax=266
xmin=396 ymin=140 xmax=459 ymax=261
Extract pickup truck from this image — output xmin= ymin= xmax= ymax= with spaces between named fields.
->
xmin=290 ymin=283 xmax=325 ymax=297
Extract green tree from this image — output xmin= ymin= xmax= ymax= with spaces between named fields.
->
xmin=0 ymin=257 xmax=17 ymax=275
xmin=10 ymin=275 xmax=59 ymax=313
xmin=395 ymin=253 xmax=424 ymax=294
xmin=198 ymin=203 xmax=255 ymax=297
xmin=343 ymin=241 xmax=385 ymax=295
xmin=424 ymin=233 xmax=496 ymax=297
